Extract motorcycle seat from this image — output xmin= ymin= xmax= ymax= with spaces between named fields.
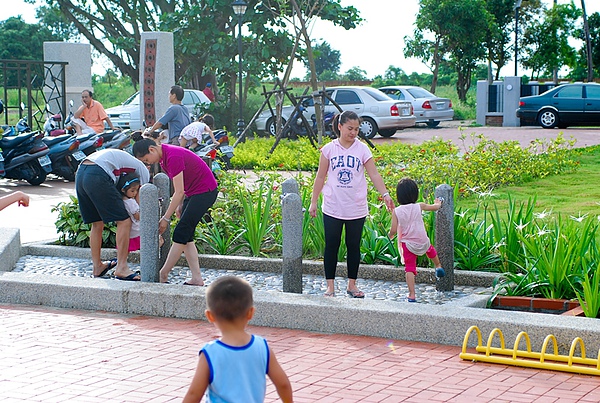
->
xmin=0 ymin=131 xmax=35 ymax=148
xmin=43 ymin=134 xmax=74 ymax=146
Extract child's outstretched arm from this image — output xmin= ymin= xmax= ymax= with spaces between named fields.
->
xmin=182 ymin=352 xmax=210 ymax=403
xmin=388 ymin=210 xmax=398 ymax=239
xmin=420 ymin=197 xmax=443 ymax=212
xmin=0 ymin=191 xmax=30 ymax=210
xmin=205 ymin=127 xmax=218 ymax=144
xmin=267 ymin=347 xmax=293 ymax=403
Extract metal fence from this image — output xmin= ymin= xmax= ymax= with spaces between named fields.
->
xmin=0 ymin=59 xmax=68 ymax=131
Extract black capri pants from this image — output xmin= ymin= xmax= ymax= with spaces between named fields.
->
xmin=172 ymin=188 xmax=218 ymax=244
xmin=323 ymin=213 xmax=366 ymax=280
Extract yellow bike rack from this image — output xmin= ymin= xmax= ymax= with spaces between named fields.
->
xmin=460 ymin=325 xmax=600 ymax=376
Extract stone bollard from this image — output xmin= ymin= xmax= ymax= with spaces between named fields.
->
xmin=140 ymin=183 xmax=160 ymax=282
xmin=154 ymin=173 xmax=171 ymax=268
xmin=281 ymin=178 xmax=303 ymax=293
xmin=435 ymin=184 xmax=454 ymax=292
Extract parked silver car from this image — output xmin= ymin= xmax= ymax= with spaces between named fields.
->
xmin=379 ymin=86 xmax=453 ymax=128
xmin=255 ymin=86 xmax=416 ymax=139
xmin=105 ymin=89 xmax=211 ymax=130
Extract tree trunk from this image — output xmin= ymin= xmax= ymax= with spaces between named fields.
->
xmin=581 ymin=0 xmax=594 ymax=82
xmin=290 ymin=0 xmax=324 ymax=144
xmin=430 ymin=37 xmax=441 ymax=94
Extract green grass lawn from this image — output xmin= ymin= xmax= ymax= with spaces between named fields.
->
xmin=457 ymin=146 xmax=600 ymax=218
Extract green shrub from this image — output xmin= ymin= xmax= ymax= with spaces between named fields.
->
xmin=52 ymin=195 xmax=116 ymax=247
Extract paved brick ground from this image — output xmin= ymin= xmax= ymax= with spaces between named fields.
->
xmin=1 ymin=304 xmax=599 ymax=402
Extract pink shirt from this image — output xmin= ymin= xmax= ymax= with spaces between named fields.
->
xmin=320 ymin=139 xmax=372 ymax=220
xmin=159 ymin=144 xmax=217 ymax=197
xmin=394 ymin=203 xmax=431 ymax=255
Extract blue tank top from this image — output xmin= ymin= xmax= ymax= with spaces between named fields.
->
xmin=201 ymin=334 xmax=270 ymax=403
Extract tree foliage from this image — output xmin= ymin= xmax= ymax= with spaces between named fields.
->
xmin=305 ymin=41 xmax=341 ymax=77
xmin=33 ymin=0 xmax=361 ymax=130
xmin=0 ymin=17 xmax=62 ymax=61
xmin=570 ymin=11 xmax=600 ymax=80
xmin=409 ymin=0 xmax=491 ymax=102
xmin=521 ymin=2 xmax=581 ymax=80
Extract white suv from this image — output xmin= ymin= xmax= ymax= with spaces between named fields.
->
xmin=106 ymin=89 xmax=211 ymax=130
xmin=255 ymin=86 xmax=415 ymax=138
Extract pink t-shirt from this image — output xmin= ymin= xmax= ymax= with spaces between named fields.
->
xmin=320 ymin=139 xmax=372 ymax=220
xmin=160 ymin=144 xmax=217 ymax=197
xmin=394 ymin=203 xmax=431 ymax=255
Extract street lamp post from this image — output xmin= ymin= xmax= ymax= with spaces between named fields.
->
xmin=514 ymin=0 xmax=523 ymax=76
xmin=232 ymin=0 xmax=247 ymax=139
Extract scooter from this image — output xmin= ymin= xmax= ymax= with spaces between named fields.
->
xmin=99 ymin=128 xmax=132 ymax=151
xmin=0 ymin=130 xmax=52 ymax=185
xmin=283 ymin=104 xmax=336 ymax=139
xmin=1 ymin=102 xmax=35 ymax=136
xmin=192 ymin=129 xmax=234 ymax=172
xmin=41 ymin=134 xmax=85 ymax=181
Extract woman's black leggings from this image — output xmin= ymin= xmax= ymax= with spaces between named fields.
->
xmin=323 ymin=213 xmax=366 ymax=280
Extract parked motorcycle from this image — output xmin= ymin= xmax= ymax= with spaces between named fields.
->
xmin=99 ymin=128 xmax=132 ymax=151
xmin=0 ymin=130 xmax=52 ymax=185
xmin=1 ymin=102 xmax=35 ymax=136
xmin=283 ymin=103 xmax=336 ymax=139
xmin=192 ymin=129 xmax=234 ymax=172
xmin=76 ymin=131 xmax=104 ymax=156
xmin=41 ymin=134 xmax=85 ymax=181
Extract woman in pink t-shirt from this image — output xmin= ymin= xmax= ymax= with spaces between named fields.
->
xmin=133 ymin=138 xmax=218 ymax=286
xmin=309 ymin=111 xmax=395 ymax=298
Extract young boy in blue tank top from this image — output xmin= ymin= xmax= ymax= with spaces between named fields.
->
xmin=183 ymin=276 xmax=293 ymax=403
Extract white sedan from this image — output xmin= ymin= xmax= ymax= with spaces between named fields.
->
xmin=379 ymin=86 xmax=454 ymax=128
xmin=105 ymin=89 xmax=211 ymax=130
xmin=255 ymin=86 xmax=416 ymax=139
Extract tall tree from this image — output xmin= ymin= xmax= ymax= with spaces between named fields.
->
xmin=306 ymin=41 xmax=341 ymax=77
xmin=580 ymin=0 xmax=594 ymax=81
xmin=483 ymin=0 xmax=516 ymax=80
xmin=405 ymin=6 xmax=446 ymax=93
xmin=263 ymin=0 xmax=361 ymax=143
xmin=0 ymin=17 xmax=62 ymax=61
xmin=521 ymin=2 xmax=580 ymax=80
xmin=411 ymin=0 xmax=491 ymax=102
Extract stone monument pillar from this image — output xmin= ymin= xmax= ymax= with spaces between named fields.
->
xmin=43 ymin=42 xmax=91 ymax=115
xmin=281 ymin=178 xmax=303 ymax=293
xmin=434 ymin=184 xmax=454 ymax=292
xmin=140 ymin=183 xmax=160 ymax=282
xmin=139 ymin=32 xmax=174 ymax=130
xmin=502 ymin=76 xmax=522 ymax=127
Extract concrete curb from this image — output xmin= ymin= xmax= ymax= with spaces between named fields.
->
xmin=3 ymin=231 xmax=600 ymax=353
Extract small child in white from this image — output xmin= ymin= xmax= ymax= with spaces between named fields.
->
xmin=388 ymin=177 xmax=445 ymax=303
xmin=117 ymin=172 xmax=142 ymax=252
xmin=183 ymin=276 xmax=293 ymax=403
xmin=117 ymin=172 xmax=163 ymax=252
xmin=179 ymin=114 xmax=218 ymax=149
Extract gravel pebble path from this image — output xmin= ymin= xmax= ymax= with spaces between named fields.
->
xmin=13 ymin=255 xmax=492 ymax=304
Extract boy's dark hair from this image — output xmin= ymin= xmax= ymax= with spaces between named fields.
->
xmin=396 ymin=177 xmax=419 ymax=205
xmin=170 ymin=85 xmax=184 ymax=101
xmin=200 ymin=113 xmax=214 ymax=128
xmin=331 ymin=110 xmax=360 ymax=137
xmin=132 ymin=138 xmax=156 ymax=158
xmin=206 ymin=276 xmax=253 ymax=321
xmin=117 ymin=171 xmax=140 ymax=195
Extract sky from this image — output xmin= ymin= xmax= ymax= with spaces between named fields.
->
xmin=4 ymin=0 xmax=600 ymax=79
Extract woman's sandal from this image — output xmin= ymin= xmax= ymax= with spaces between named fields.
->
xmin=346 ymin=289 xmax=365 ymax=298
xmin=324 ymin=291 xmax=335 ymax=297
